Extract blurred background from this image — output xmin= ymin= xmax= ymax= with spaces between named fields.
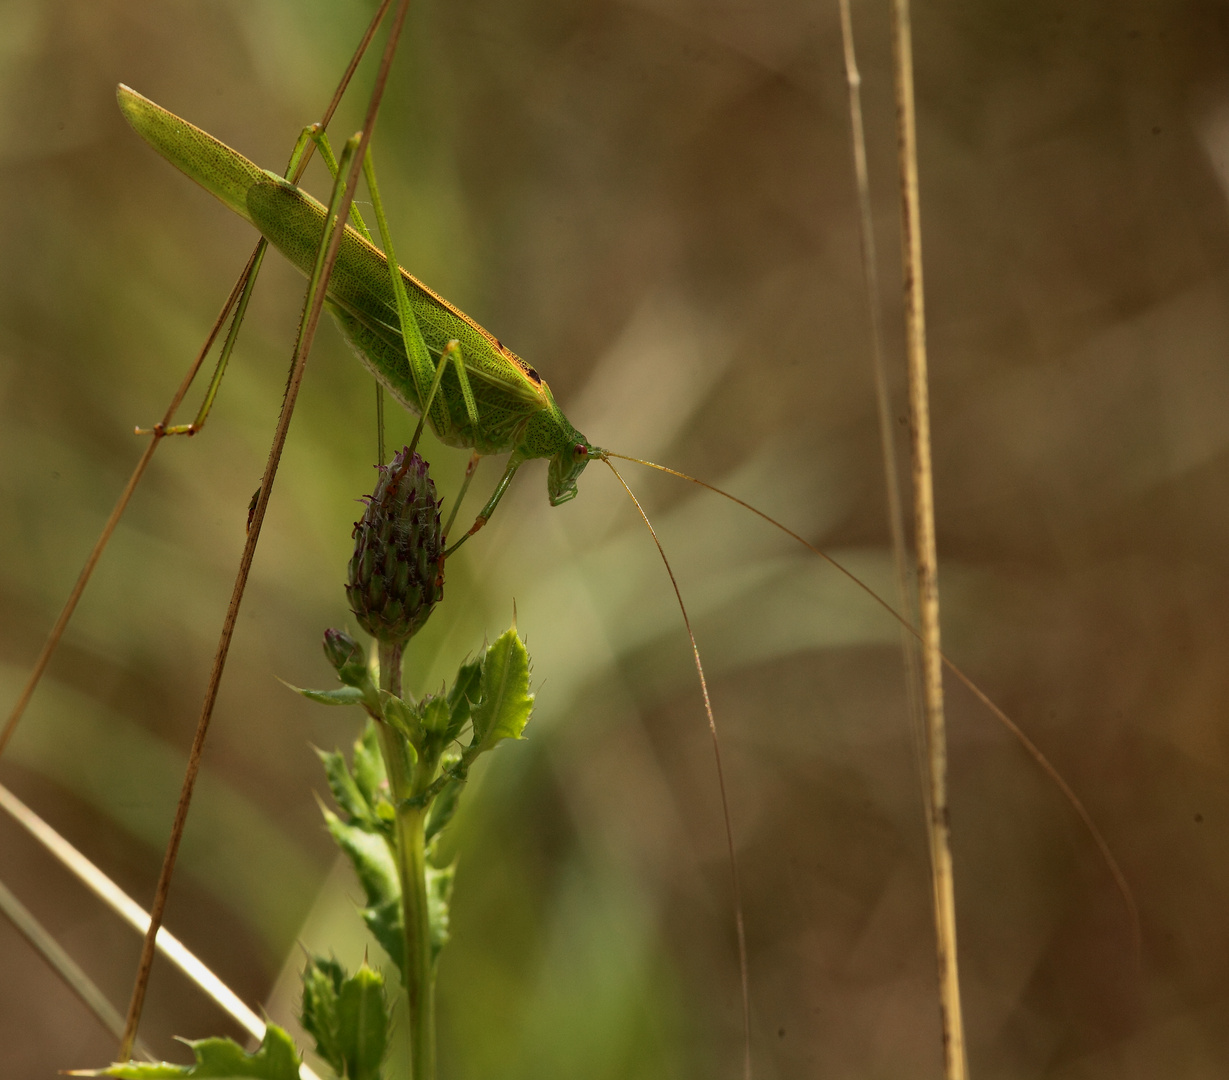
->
xmin=2 ymin=0 xmax=1228 ymax=1075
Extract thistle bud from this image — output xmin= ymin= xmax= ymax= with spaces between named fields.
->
xmin=346 ymin=448 xmax=444 ymax=644
xmin=323 ymin=628 xmax=368 ymax=687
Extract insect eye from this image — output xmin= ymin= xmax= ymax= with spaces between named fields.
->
xmin=573 ymin=443 xmax=587 ymax=459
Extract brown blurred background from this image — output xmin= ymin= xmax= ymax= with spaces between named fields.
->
xmin=2 ymin=0 xmax=1228 ymax=1076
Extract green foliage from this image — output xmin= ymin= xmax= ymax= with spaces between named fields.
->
xmin=350 ymin=723 xmax=388 ymax=813
xmin=316 ymin=722 xmax=395 ymax=834
xmin=419 ymin=696 xmax=450 ymax=736
xmin=336 ymin=964 xmax=389 ymax=1080
xmin=423 ymin=776 xmax=462 ymax=845
xmin=425 ymin=862 xmax=456 ymax=960
xmin=322 ymin=806 xmax=405 ymax=979
xmin=301 ymin=955 xmax=348 ymax=1070
xmin=444 ymin=658 xmax=483 ymax=744
xmin=83 ymin=1024 xmax=301 ymax=1079
xmin=379 ymin=692 xmax=421 ymax=744
xmin=293 ymin=685 xmax=367 ymax=708
xmin=316 ymin=747 xmax=377 ymax=830
xmin=470 ymin=629 xmax=534 ymax=753
xmin=323 ymin=629 xmax=369 ymax=689
xmin=298 ymin=620 xmax=536 ymax=1078
xmin=301 ymin=957 xmax=389 ymax=1080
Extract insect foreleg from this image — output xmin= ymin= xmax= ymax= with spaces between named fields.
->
xmin=443 ymin=451 xmax=482 ymax=539
xmin=444 ymin=453 xmax=525 ymax=556
xmin=443 ymin=338 xmax=480 ymax=427
xmin=407 ymin=339 xmax=454 ymax=455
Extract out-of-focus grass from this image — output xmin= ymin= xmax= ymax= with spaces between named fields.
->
xmin=3 ymin=1 xmax=1229 ymax=1077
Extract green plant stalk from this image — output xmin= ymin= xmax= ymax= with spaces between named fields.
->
xmin=396 ymin=798 xmax=434 ymax=1080
xmin=376 ymin=639 xmax=436 ymax=1080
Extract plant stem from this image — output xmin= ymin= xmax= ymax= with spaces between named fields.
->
xmin=889 ymin=0 xmax=968 ymax=1076
xmin=397 ymin=799 xmax=435 ymax=1080
xmin=377 ymin=639 xmax=436 ymax=1080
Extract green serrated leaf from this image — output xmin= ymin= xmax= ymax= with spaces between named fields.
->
xmin=444 ymin=657 xmax=482 ymax=742
xmin=322 ymin=811 xmax=406 ymax=978
xmin=426 ymin=861 xmax=456 ymax=961
xmin=470 ymin=627 xmax=534 ymax=752
xmin=82 ymin=1023 xmax=301 ymax=1079
xmin=323 ymin=810 xmax=399 ymax=909
xmin=352 ymin=720 xmax=388 ymax=808
xmin=380 ymin=692 xmax=420 ymax=743
xmin=323 ymin=629 xmax=373 ymax=691
xmin=317 ymin=748 xmax=371 ymax=825
xmin=292 ymin=684 xmax=366 ymax=707
xmin=420 ymin=695 xmax=450 ymax=735
xmin=337 ymin=963 xmax=388 ymax=1080
xmin=424 ymin=778 xmax=463 ymax=846
xmin=299 ymin=955 xmax=345 ymax=1076
xmin=361 ymin=896 xmax=405 ymax=982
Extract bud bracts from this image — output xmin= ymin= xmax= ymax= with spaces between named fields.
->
xmin=346 ymin=448 xmax=444 ymax=643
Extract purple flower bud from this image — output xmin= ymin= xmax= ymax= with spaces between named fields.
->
xmin=346 ymin=448 xmax=444 ymax=643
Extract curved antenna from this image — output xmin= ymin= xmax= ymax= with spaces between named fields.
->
xmin=601 ymin=456 xmax=753 ymax=1080
xmin=605 ymin=450 xmax=1142 ymax=961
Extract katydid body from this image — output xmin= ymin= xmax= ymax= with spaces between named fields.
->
xmin=117 ymin=85 xmax=600 ymax=531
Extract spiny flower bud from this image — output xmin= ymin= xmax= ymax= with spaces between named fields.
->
xmin=323 ymin=628 xmax=368 ymax=687
xmin=346 ymin=448 xmax=444 ymax=644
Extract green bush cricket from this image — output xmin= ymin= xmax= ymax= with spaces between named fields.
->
xmin=116 ymin=85 xmax=604 ymax=551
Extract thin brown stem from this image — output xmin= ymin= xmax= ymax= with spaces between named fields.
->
xmin=889 ymin=0 xmax=968 ymax=1073
xmin=602 ymin=457 xmax=752 ymax=1080
xmin=117 ymin=0 xmax=412 ymax=1057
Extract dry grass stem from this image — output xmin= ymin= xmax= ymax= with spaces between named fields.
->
xmin=890 ymin=0 xmax=969 ymax=1075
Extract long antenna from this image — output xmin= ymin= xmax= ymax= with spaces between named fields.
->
xmin=604 ymin=450 xmax=1141 ymax=958
xmin=602 ymin=455 xmax=753 ymax=1080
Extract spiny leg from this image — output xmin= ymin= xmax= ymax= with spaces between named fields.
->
xmin=302 ymin=126 xmax=387 ymax=462
xmin=363 ymin=146 xmax=482 ymax=464
xmin=362 ymin=148 xmax=481 ymax=434
xmin=362 ymin=149 xmax=448 ymax=428
xmin=444 ymin=453 xmax=525 ymax=557
xmin=305 ymin=125 xmax=376 ymax=241
xmin=443 ymin=450 xmax=482 ymax=540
